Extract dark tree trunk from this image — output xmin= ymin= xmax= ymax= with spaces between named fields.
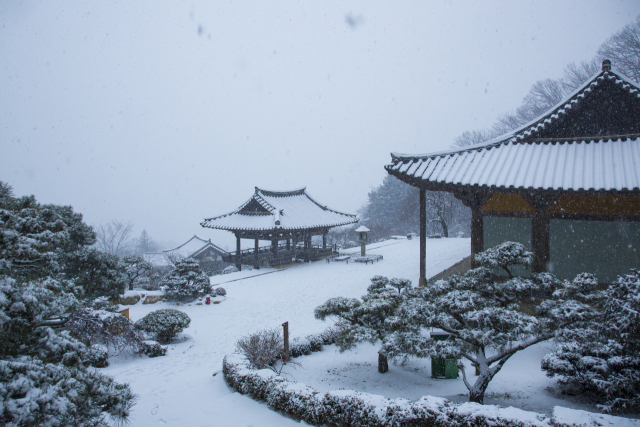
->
xmin=378 ymin=353 xmax=389 ymax=373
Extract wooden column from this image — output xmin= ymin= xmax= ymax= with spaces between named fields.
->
xmin=306 ymin=233 xmax=312 ymax=262
xmin=292 ymin=234 xmax=298 ymax=262
xmin=470 ymin=207 xmax=484 ymax=268
xmin=235 ymin=233 xmax=242 ymax=271
xmin=322 ymin=232 xmax=327 ymax=249
xmin=522 ymin=193 xmax=558 ymax=274
xmin=531 ymin=212 xmax=550 ymax=273
xmin=254 ymin=238 xmax=260 ymax=270
xmin=419 ymin=188 xmax=427 ymax=287
xmin=286 ymin=239 xmax=291 ymax=250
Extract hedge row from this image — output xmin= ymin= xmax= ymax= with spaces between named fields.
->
xmin=224 ymin=328 xmax=630 ymax=427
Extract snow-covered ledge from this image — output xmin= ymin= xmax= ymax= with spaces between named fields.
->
xmin=223 ymin=352 xmax=638 ymax=427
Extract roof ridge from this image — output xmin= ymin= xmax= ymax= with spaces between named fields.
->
xmin=162 ymin=235 xmax=208 ymax=253
xmin=391 ymin=63 xmax=640 ymax=163
xmin=256 ymin=186 xmax=307 ymax=197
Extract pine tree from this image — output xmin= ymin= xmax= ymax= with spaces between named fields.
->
xmin=161 ymin=258 xmax=210 ymax=302
xmin=382 ymin=242 xmax=600 ymax=404
xmin=0 ymin=181 xmax=136 ymax=425
xmin=315 ymin=276 xmax=414 ymax=373
xmin=542 ymin=269 xmax=640 ymax=413
xmin=123 ymin=254 xmax=153 ymax=291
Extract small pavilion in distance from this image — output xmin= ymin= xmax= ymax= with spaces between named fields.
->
xmin=201 ymin=187 xmax=358 ymax=270
xmin=386 ymin=60 xmax=640 ymax=286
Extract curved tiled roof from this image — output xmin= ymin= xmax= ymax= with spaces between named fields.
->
xmin=387 ymin=62 xmax=640 ymax=193
xmin=201 ymin=187 xmax=358 ymax=232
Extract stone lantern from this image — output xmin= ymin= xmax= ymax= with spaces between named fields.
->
xmin=355 ymin=226 xmax=370 ymax=256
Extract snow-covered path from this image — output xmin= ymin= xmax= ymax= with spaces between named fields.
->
xmin=104 ymin=238 xmax=469 ymax=426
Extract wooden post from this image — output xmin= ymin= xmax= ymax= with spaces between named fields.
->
xmin=292 ymin=234 xmax=298 ymax=262
xmin=282 ymin=321 xmax=290 ymax=363
xmin=286 ymin=238 xmax=291 ymax=250
xmin=322 ymin=232 xmax=327 ymax=249
xmin=235 ymin=234 xmax=242 ymax=271
xmin=419 ymin=188 xmax=427 ymax=287
xmin=254 ymin=238 xmax=260 ymax=270
xmin=306 ymin=233 xmax=312 ymax=262
xmin=470 ymin=207 xmax=484 ymax=268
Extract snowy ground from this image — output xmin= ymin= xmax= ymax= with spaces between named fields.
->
xmin=103 ymin=238 xmax=634 ymax=426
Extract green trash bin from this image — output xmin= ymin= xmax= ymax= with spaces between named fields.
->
xmin=430 ymin=332 xmax=458 ymax=379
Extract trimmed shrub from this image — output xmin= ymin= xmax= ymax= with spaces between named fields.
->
xmin=89 ymin=344 xmax=109 ymax=368
xmin=213 ymin=287 xmax=227 ymax=297
xmin=222 ymin=266 xmax=239 ymax=275
xmin=140 ymin=340 xmax=167 ymax=358
xmin=135 ymin=309 xmax=191 ymax=344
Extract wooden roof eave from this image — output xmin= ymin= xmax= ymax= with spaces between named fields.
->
xmin=386 ymin=164 xmax=640 ymax=197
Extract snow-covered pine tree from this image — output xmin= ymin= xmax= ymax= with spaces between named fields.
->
xmin=161 ymin=258 xmax=210 ymax=302
xmin=123 ymin=254 xmax=153 ymax=291
xmin=314 ymin=276 xmax=414 ymax=373
xmin=63 ymin=248 xmax=127 ymax=300
xmin=541 ymin=269 xmax=640 ymax=413
xmin=382 ymin=242 xmax=600 ymax=404
xmin=0 ymin=182 xmax=136 ymax=426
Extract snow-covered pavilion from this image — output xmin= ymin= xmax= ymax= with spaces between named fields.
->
xmin=387 ymin=60 xmax=640 ymax=285
xmin=201 ymin=187 xmax=358 ymax=269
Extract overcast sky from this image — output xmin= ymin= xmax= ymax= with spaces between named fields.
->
xmin=2 ymin=1 xmax=639 ymax=250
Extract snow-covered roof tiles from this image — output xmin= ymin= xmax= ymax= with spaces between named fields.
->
xmin=201 ymin=187 xmax=358 ymax=232
xmin=387 ymin=62 xmax=640 ymax=193
xmin=162 ymin=235 xmax=227 ymax=260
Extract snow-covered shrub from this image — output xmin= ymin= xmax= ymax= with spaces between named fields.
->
xmin=0 ymin=356 xmax=136 ymax=427
xmin=542 ymin=268 xmax=640 ymax=413
xmin=140 ymin=340 xmax=167 ymax=358
xmin=381 ymin=242 xmax=600 ymax=404
xmin=315 ymin=275 xmax=414 ymax=373
xmin=65 ymin=307 xmax=146 ymax=357
xmin=213 ymin=286 xmax=226 ymax=296
xmin=222 ymin=266 xmax=239 ymax=274
xmin=141 ymin=273 xmax=161 ymax=290
xmin=135 ymin=308 xmax=191 ymax=344
xmin=289 ymin=327 xmax=340 ymax=358
xmin=89 ymin=344 xmax=109 ymax=368
xmin=235 ymin=328 xmax=283 ymax=371
xmin=223 ymin=353 xmax=571 ymax=427
xmin=161 ymin=258 xmax=210 ymax=302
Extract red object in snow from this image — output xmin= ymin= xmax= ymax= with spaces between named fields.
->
xmin=206 ymin=297 xmax=211 ymax=305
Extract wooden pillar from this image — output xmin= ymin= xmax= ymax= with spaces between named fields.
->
xmin=306 ymin=233 xmax=312 ymax=262
xmin=292 ymin=234 xmax=298 ymax=262
xmin=235 ymin=233 xmax=242 ymax=271
xmin=322 ymin=232 xmax=327 ymax=249
xmin=286 ymin=238 xmax=291 ymax=250
xmin=254 ymin=238 xmax=260 ymax=270
xmin=531 ymin=212 xmax=550 ymax=273
xmin=522 ymin=193 xmax=557 ymax=274
xmin=419 ymin=188 xmax=427 ymax=287
xmin=470 ymin=207 xmax=484 ymax=268
xmin=272 ymin=237 xmax=278 ymax=257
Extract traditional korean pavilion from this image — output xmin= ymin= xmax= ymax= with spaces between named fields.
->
xmin=386 ymin=60 xmax=640 ymax=286
xmin=201 ymin=187 xmax=358 ymax=269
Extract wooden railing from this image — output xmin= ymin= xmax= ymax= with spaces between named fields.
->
xmin=222 ymin=245 xmax=336 ymax=267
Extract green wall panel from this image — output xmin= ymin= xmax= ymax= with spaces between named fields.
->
xmin=550 ymin=220 xmax=640 ymax=283
xmin=483 ymin=216 xmax=531 ymax=276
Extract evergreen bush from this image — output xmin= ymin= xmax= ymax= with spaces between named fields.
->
xmin=161 ymin=258 xmax=210 ymax=302
xmin=135 ymin=309 xmax=191 ymax=344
